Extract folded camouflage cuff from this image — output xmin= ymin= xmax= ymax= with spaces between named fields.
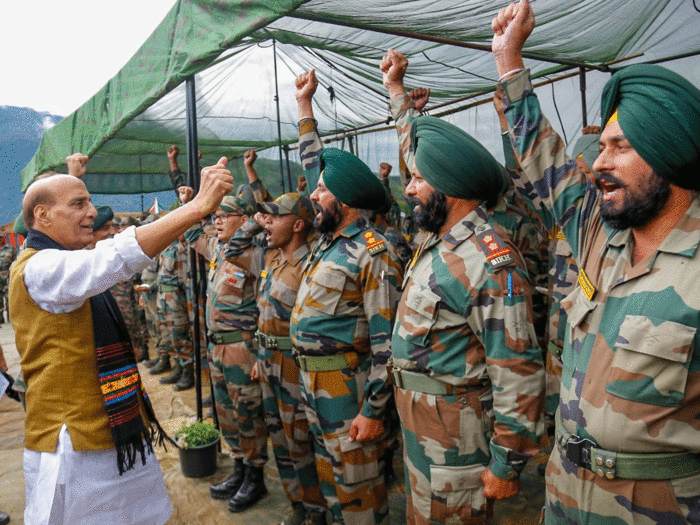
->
xmin=319 ymin=148 xmax=387 ymax=211
xmin=601 ymin=64 xmax=700 ymax=191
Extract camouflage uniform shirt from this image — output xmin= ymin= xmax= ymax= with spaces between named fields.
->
xmin=392 ymin=203 xmax=545 ymax=479
xmin=185 ymin=225 xmax=261 ymax=332
xmin=227 ymin=217 xmax=310 ymax=337
xmin=290 ymin=217 xmax=403 ymax=420
xmin=501 ymin=69 xmax=700 ymax=521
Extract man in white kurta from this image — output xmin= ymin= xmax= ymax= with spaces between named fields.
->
xmin=11 ymin=153 xmax=233 ymax=525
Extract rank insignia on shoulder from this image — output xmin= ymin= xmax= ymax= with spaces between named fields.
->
xmin=210 ymin=259 xmax=217 ymax=270
xmin=578 ymin=268 xmax=596 ymax=300
xmin=475 ymin=227 xmax=514 ymax=269
xmin=260 ymin=269 xmax=268 ymax=279
xmin=364 ymin=231 xmax=387 ymax=256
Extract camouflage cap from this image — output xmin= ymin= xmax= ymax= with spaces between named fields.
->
xmin=220 ymin=195 xmax=255 ymax=216
xmin=257 ymin=193 xmax=315 ymax=225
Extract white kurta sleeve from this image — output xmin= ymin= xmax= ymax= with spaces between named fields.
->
xmin=23 ymin=227 xmax=155 ymax=313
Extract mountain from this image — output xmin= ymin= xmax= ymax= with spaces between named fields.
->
xmin=0 ymin=106 xmax=64 ymax=226
xmin=0 ymin=106 xmax=307 ymax=228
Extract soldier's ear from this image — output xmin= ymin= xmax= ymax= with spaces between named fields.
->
xmin=292 ymin=218 xmax=305 ymax=233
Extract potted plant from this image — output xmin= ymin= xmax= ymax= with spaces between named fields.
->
xmin=175 ymin=419 xmax=221 ymax=478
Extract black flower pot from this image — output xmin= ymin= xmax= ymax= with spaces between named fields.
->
xmin=178 ymin=437 xmax=220 ymax=478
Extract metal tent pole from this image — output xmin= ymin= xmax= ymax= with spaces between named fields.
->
xmin=185 ymin=75 xmax=206 ymax=423
xmin=284 ymin=145 xmax=293 ymax=191
xmin=273 ymin=39 xmax=287 ymax=193
xmin=579 ymin=67 xmax=588 ymax=128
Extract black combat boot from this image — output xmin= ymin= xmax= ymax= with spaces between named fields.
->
xmin=137 ymin=347 xmax=150 ymax=363
xmin=173 ymin=366 xmax=194 ymax=391
xmin=210 ymin=458 xmax=245 ymax=499
xmin=159 ymin=363 xmax=182 ymax=384
xmin=149 ymin=356 xmax=171 ymax=375
xmin=228 ymin=465 xmax=268 ymax=512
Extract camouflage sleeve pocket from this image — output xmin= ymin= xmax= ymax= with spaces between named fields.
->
xmin=606 ymin=315 xmax=695 ymax=407
xmin=307 ymin=267 xmax=346 ymax=315
xmin=396 ymin=285 xmax=440 ymax=347
xmin=337 ymin=434 xmax=380 ymax=484
xmin=429 ymin=463 xmax=488 ymax=523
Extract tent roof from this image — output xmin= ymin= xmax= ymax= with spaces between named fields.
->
xmin=21 ymin=0 xmax=700 ymax=193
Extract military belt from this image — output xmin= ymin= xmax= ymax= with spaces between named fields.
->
xmin=555 ymin=410 xmax=700 ymax=480
xmin=296 ymin=352 xmax=353 ymax=372
xmin=547 ymin=341 xmax=563 ymax=360
xmin=159 ymin=284 xmax=180 ymax=292
xmin=255 ymin=331 xmax=294 ymax=351
xmin=392 ymin=368 xmax=485 ymax=396
xmin=209 ymin=331 xmax=253 ymax=345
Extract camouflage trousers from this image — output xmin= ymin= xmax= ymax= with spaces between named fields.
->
xmin=113 ymin=281 xmax=148 ymax=356
xmin=186 ymin=286 xmax=209 ymax=370
xmin=142 ymin=289 xmax=159 ymax=351
xmin=544 ymin=447 xmax=700 ymax=524
xmin=157 ymin=287 xmax=193 ymax=366
xmin=300 ymin=359 xmax=388 ymax=525
xmin=259 ymin=345 xmax=326 ymax=513
xmin=394 ymin=385 xmax=494 ymax=525
xmin=545 ymin=348 xmax=563 ymax=426
xmin=208 ymin=336 xmax=268 ymax=467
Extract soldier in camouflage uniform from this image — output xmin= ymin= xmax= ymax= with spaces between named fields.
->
xmin=493 ymin=2 xmax=700 ymax=523
xmin=381 ymin=50 xmax=545 ymax=525
xmin=226 ymin=154 xmax=327 ymax=525
xmin=153 ymin=234 xmax=194 ymax=389
xmin=292 ymin=70 xmax=404 ymax=525
xmin=0 ymin=234 xmax=17 ymax=324
xmin=183 ymin=189 xmax=269 ymax=512
xmin=110 ymin=217 xmax=150 ymax=361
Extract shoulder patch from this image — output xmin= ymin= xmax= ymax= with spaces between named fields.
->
xmin=363 ymin=231 xmax=387 ymax=256
xmin=474 ymin=224 xmax=514 ymax=270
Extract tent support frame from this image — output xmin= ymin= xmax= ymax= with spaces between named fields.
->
xmin=185 ymin=75 xmax=209 ymax=425
xmin=287 ymin=12 xmax=610 ymax=72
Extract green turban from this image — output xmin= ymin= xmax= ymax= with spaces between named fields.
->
xmin=13 ymin=213 xmax=27 ymax=235
xmin=319 ymin=148 xmax=386 ymax=211
xmin=571 ymin=134 xmax=600 ymax=176
xmin=410 ymin=116 xmax=507 ymax=200
xmin=600 ymin=64 xmax=700 ymax=190
xmin=92 ymin=206 xmax=114 ymax=231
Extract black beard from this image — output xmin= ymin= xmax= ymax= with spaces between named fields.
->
xmin=410 ymin=190 xmax=448 ymax=235
xmin=598 ymin=170 xmax=671 ymax=230
xmin=314 ymin=199 xmax=343 ymax=234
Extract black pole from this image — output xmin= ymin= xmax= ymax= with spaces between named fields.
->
xmin=273 ymin=39 xmax=287 ymax=193
xmin=579 ymin=67 xmax=588 ymax=128
xmin=347 ymin=134 xmax=355 ymax=156
xmin=284 ymin=145 xmax=293 ymax=192
xmin=185 ymin=75 xmax=205 ymax=422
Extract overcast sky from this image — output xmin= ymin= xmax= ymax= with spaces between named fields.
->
xmin=1 ymin=0 xmax=176 ymax=115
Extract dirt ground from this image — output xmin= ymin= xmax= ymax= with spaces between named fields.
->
xmin=0 ymin=320 xmax=547 ymax=524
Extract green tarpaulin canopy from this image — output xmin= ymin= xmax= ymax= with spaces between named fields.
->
xmin=21 ymin=0 xmax=700 ymax=194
